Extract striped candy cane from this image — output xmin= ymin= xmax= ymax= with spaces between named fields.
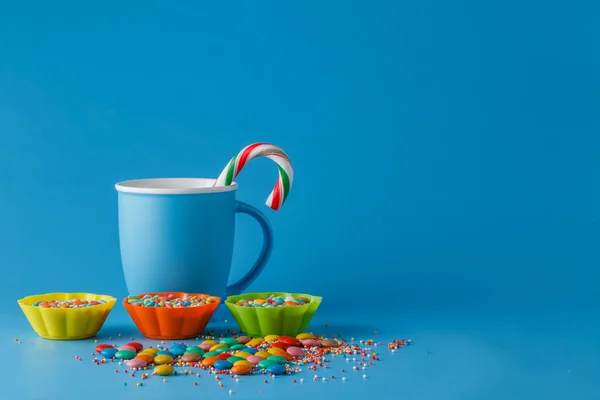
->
xmin=214 ymin=143 xmax=294 ymax=211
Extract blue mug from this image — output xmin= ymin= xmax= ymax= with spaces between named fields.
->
xmin=115 ymin=178 xmax=273 ymax=299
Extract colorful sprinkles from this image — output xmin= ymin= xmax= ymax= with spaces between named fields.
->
xmin=32 ymin=299 xmax=107 ymax=308
xmin=87 ymin=331 xmax=412 ymax=388
xmin=235 ymin=295 xmax=312 ymax=307
xmin=125 ymin=294 xmax=218 ymax=308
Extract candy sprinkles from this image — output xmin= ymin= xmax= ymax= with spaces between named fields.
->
xmin=235 ymin=295 xmax=312 ymax=307
xmin=32 ymin=299 xmax=107 ymax=308
xmin=88 ymin=332 xmax=412 ymax=390
xmin=125 ymin=294 xmax=218 ymax=308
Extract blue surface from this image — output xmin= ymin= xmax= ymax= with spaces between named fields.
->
xmin=3 ymin=309 xmax=600 ymax=399
xmin=0 ymin=0 xmax=599 ymax=399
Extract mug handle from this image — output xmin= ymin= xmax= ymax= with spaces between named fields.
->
xmin=226 ymin=200 xmax=274 ymax=296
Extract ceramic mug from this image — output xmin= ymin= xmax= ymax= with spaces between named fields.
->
xmin=115 ymin=178 xmax=273 ymax=298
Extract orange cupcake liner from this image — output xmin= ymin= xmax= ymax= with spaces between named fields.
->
xmin=122 ymin=292 xmax=220 ymax=340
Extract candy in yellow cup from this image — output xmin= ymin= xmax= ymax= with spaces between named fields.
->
xmin=17 ymin=292 xmax=116 ymax=340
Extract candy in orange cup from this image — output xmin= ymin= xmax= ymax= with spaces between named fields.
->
xmin=122 ymin=292 xmax=220 ymax=340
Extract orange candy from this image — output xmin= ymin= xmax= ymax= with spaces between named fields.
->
xmin=231 ymin=364 xmax=252 ymax=375
xmin=202 ymin=356 xmax=219 ymax=368
xmin=135 ymin=354 xmax=154 ymax=363
xmin=267 ymin=348 xmax=293 ymax=361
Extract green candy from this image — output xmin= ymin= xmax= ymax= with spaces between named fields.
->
xmin=257 ymin=359 xmax=276 ymax=369
xmin=203 ymin=351 xmax=219 ymax=358
xmin=215 ymin=347 xmax=230 ymax=354
xmin=227 ymin=356 xmax=245 ymax=363
xmin=229 ymin=344 xmax=248 ymax=351
xmin=185 ymin=346 xmax=204 ymax=355
xmin=266 ymin=355 xmax=287 ymax=365
xmin=219 ymin=337 xmax=239 ymax=346
xmin=115 ymin=350 xmax=136 ymax=360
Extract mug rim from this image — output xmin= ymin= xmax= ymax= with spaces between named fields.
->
xmin=115 ymin=178 xmax=238 ymax=194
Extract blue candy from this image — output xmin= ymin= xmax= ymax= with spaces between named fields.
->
xmin=169 ymin=347 xmax=186 ymax=356
xmin=213 ymin=360 xmax=233 ymax=370
xmin=157 ymin=350 xmax=175 ymax=358
xmin=266 ymin=364 xmax=286 ymax=375
xmin=244 ymin=347 xmax=258 ymax=355
xmin=101 ymin=348 xmax=118 ymax=358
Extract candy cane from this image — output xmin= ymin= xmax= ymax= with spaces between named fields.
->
xmin=214 ymin=143 xmax=294 ymax=211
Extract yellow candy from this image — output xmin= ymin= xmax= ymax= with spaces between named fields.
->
xmin=246 ymin=339 xmax=263 ymax=346
xmin=296 ymin=333 xmax=315 ymax=340
xmin=154 ymin=355 xmax=173 ymax=365
xmin=202 ymin=340 xmax=218 ymax=345
xmin=255 ymin=351 xmax=271 ymax=359
xmin=264 ymin=334 xmax=279 ymax=342
xmin=154 ymin=365 xmax=174 ymax=376
xmin=235 ymin=352 xmax=253 ymax=359
xmin=233 ymin=360 xmax=254 ymax=368
xmin=209 ymin=343 xmax=228 ymax=352
xmin=267 ymin=347 xmax=286 ymax=356
xmin=141 ymin=348 xmax=159 ymax=355
xmin=253 ymin=298 xmax=265 ymax=305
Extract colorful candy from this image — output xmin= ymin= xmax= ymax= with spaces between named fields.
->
xmin=213 ymin=360 xmax=233 ymax=370
xmin=266 ymin=364 xmax=286 ymax=375
xmin=154 ymin=355 xmax=173 ymax=365
xmin=115 ymin=350 xmax=135 ymax=360
xmin=125 ymin=342 xmax=143 ymax=352
xmin=100 ymin=348 xmax=118 ymax=358
xmin=214 ymin=142 xmax=294 ymax=211
xmin=154 ymin=365 xmax=174 ymax=376
xmin=32 ymin=299 xmax=106 ymax=308
xmin=231 ymin=364 xmax=252 ymax=375
xmin=126 ymin=358 xmax=147 ymax=369
xmin=125 ymin=293 xmax=217 ymax=308
xmin=181 ymin=352 xmax=202 ymax=362
xmin=95 ymin=344 xmax=113 ymax=353
xmin=235 ymin=295 xmax=311 ymax=308
xmin=286 ymin=346 xmax=305 ymax=357
xmin=89 ymin=332 xmax=412 ymax=386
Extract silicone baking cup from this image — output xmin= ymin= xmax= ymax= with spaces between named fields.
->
xmin=17 ymin=293 xmax=116 ymax=340
xmin=225 ymin=292 xmax=322 ymax=337
xmin=122 ymin=292 xmax=220 ymax=340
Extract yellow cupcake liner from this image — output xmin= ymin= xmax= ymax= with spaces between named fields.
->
xmin=17 ymin=292 xmax=116 ymax=340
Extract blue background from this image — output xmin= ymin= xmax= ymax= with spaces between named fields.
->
xmin=1 ymin=0 xmax=599 ymax=399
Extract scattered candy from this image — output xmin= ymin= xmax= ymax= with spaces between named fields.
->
xmin=80 ymin=332 xmax=412 ymax=388
xmin=154 ymin=364 xmax=174 ymax=376
xmin=101 ymin=348 xmax=118 ymax=358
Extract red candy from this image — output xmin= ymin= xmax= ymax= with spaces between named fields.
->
xmin=125 ymin=342 xmax=143 ymax=352
xmin=95 ymin=344 xmax=114 ymax=353
xmin=271 ymin=342 xmax=290 ymax=350
xmin=217 ymin=353 xmax=232 ymax=360
xmin=278 ymin=336 xmax=301 ymax=347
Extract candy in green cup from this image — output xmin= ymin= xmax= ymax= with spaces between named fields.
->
xmin=225 ymin=292 xmax=322 ymax=337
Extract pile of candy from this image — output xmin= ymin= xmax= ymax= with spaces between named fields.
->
xmin=32 ymin=299 xmax=107 ymax=308
xmin=125 ymin=294 xmax=218 ymax=308
xmin=234 ymin=295 xmax=311 ymax=307
xmin=90 ymin=332 xmax=412 ymax=387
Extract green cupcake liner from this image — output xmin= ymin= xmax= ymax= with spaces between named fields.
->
xmin=225 ymin=292 xmax=322 ymax=337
